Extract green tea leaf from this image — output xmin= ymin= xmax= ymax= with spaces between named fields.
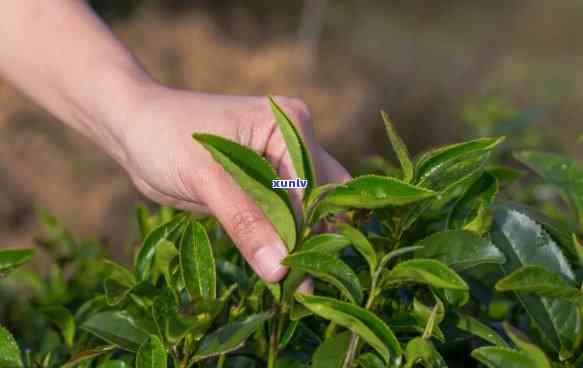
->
xmin=103 ymin=260 xmax=137 ymax=306
xmin=381 ymin=111 xmax=414 ymax=183
xmin=312 ymin=331 xmax=351 ymax=368
xmin=40 ymin=306 xmax=75 ymax=348
xmin=62 ymin=346 xmax=116 ymax=368
xmin=404 ymin=337 xmax=447 ymax=368
xmin=301 ymin=233 xmax=351 ymax=253
xmin=449 ymin=172 xmax=498 ymax=231
xmin=81 ymin=311 xmax=153 ymax=352
xmin=136 ymin=203 xmax=152 ymax=239
xmin=414 ymin=230 xmax=505 ymax=271
xmin=336 ymin=224 xmax=377 ymax=273
xmin=452 ymin=313 xmax=509 ymax=347
xmin=98 ymin=361 xmax=130 ymax=368
xmin=356 ymin=352 xmax=385 ymax=368
xmin=136 ymin=335 xmax=167 ymax=368
xmin=319 ymin=175 xmax=436 ymax=209
xmin=0 ymin=325 xmax=22 ymax=368
xmin=503 ymin=323 xmax=551 ymax=368
xmin=495 ymin=265 xmax=583 ymax=304
xmin=295 ymin=294 xmax=401 ymax=365
xmin=385 ymin=259 xmax=469 ymax=291
xmin=0 ymin=249 xmax=34 ymax=278
xmin=151 ymin=239 xmax=178 ymax=287
xmin=515 ymin=150 xmax=583 ymax=227
xmin=471 ymin=347 xmax=542 ymax=368
xmin=490 ymin=203 xmax=580 ymax=356
xmin=192 ymin=312 xmax=273 ymax=361
xmin=193 ymin=134 xmax=296 ymax=250
xmin=416 ymin=137 xmax=505 ymax=183
xmin=180 ymin=219 xmax=217 ymax=301
xmin=135 ymin=215 xmax=186 ymax=281
xmin=269 ymin=96 xmax=316 ymax=197
xmin=283 ymin=251 xmax=363 ymax=304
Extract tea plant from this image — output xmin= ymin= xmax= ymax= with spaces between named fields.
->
xmin=2 ymin=97 xmax=583 ymax=367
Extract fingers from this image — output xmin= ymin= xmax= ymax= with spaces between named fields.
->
xmin=194 ymin=160 xmax=289 ymax=283
xmin=314 ymin=146 xmax=352 ymax=185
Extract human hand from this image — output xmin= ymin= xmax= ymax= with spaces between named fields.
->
xmin=116 ymin=86 xmax=351 ymax=283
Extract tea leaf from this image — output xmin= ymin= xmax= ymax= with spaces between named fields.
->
xmin=180 ymin=219 xmax=217 ymax=301
xmin=62 ymin=346 xmax=116 ymax=368
xmin=136 ymin=335 xmax=167 ymax=368
xmin=336 ymin=224 xmax=377 ymax=274
xmin=449 ymin=172 xmax=498 ymax=231
xmin=515 ymin=150 xmax=583 ymax=228
xmin=192 ymin=311 xmax=273 ymax=361
xmin=135 ymin=215 xmax=186 ymax=282
xmin=471 ymin=347 xmax=543 ymax=368
xmin=81 ymin=311 xmax=153 ymax=352
xmin=98 ymin=361 xmax=130 ymax=368
xmin=414 ymin=230 xmax=505 ymax=271
xmin=295 ymin=294 xmax=402 ymax=365
xmin=311 ymin=331 xmax=351 ymax=368
xmin=269 ymin=96 xmax=316 ymax=197
xmin=416 ymin=137 xmax=505 ymax=183
xmin=381 ymin=111 xmax=414 ymax=183
xmin=385 ymin=259 xmax=469 ymax=291
xmin=404 ymin=337 xmax=447 ymax=368
xmin=0 ymin=325 xmax=22 ymax=368
xmin=151 ymin=239 xmax=178 ymax=287
xmin=103 ymin=260 xmax=137 ymax=306
xmin=313 ymin=175 xmax=436 ymax=221
xmin=503 ymin=323 xmax=551 ymax=368
xmin=490 ymin=203 xmax=579 ymax=356
xmin=495 ymin=265 xmax=583 ymax=304
xmin=283 ymin=251 xmax=363 ymax=304
xmin=40 ymin=306 xmax=75 ymax=348
xmin=0 ymin=249 xmax=35 ymax=278
xmin=452 ymin=313 xmax=509 ymax=347
xmin=302 ymin=233 xmax=351 ymax=253
xmin=136 ymin=203 xmax=152 ymax=239
xmin=193 ymin=133 xmax=296 ymax=250
xmin=356 ymin=352 xmax=385 ymax=368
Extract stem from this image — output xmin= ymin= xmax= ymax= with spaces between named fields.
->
xmin=342 ymin=281 xmax=378 ymax=368
xmin=267 ymin=320 xmax=278 ymax=368
xmin=216 ymin=354 xmax=226 ymax=368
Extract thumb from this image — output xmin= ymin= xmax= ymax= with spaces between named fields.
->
xmin=197 ymin=163 xmax=289 ymax=283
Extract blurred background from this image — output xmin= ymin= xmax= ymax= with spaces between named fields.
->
xmin=1 ymin=1 xmax=582 ymax=265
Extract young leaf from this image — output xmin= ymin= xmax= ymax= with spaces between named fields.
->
xmin=301 ymin=233 xmax=351 ymax=253
xmin=191 ymin=312 xmax=273 ymax=362
xmin=312 ymin=175 xmax=436 ymax=221
xmin=136 ymin=335 xmax=167 ymax=368
xmin=269 ymin=96 xmax=316 ymax=197
xmin=180 ymin=219 xmax=217 ymax=301
xmin=193 ymin=133 xmax=297 ymax=250
xmin=514 ymin=150 xmax=583 ymax=228
xmin=414 ymin=230 xmax=505 ymax=271
xmin=282 ymin=251 xmax=363 ymax=304
xmin=404 ymin=337 xmax=447 ymax=368
xmin=381 ymin=111 xmax=414 ymax=183
xmin=385 ymin=259 xmax=469 ymax=291
xmin=311 ymin=331 xmax=352 ymax=368
xmin=495 ymin=265 xmax=583 ymax=304
xmin=471 ymin=347 xmax=543 ymax=368
xmin=81 ymin=311 xmax=153 ymax=352
xmin=135 ymin=214 xmax=186 ymax=282
xmin=0 ymin=249 xmax=35 ymax=278
xmin=295 ymin=294 xmax=402 ymax=365
xmin=416 ymin=137 xmax=505 ymax=182
xmin=62 ymin=346 xmax=116 ymax=368
xmin=490 ymin=203 xmax=579 ymax=356
xmin=448 ymin=172 xmax=498 ymax=231
xmin=0 ymin=325 xmax=22 ymax=368
xmin=336 ymin=223 xmax=377 ymax=274
xmin=103 ymin=260 xmax=137 ymax=306
xmin=136 ymin=203 xmax=152 ymax=239
xmin=40 ymin=306 xmax=76 ymax=348
xmin=452 ymin=313 xmax=509 ymax=347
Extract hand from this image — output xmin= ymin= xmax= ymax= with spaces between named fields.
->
xmin=117 ymin=85 xmax=351 ymax=283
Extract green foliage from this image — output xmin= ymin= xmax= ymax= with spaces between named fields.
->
xmin=6 ymin=99 xmax=583 ymax=367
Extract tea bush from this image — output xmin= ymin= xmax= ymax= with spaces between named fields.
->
xmin=1 ymin=98 xmax=583 ymax=367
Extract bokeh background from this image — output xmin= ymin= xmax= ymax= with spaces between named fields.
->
xmin=1 ymin=1 xmax=582 ymax=265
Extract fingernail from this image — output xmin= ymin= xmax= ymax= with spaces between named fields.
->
xmin=254 ymin=242 xmax=288 ymax=282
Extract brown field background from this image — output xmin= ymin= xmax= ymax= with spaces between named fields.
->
xmin=1 ymin=1 xmax=582 ymax=267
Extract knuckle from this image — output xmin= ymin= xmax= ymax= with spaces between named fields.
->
xmin=230 ymin=208 xmax=267 ymax=240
